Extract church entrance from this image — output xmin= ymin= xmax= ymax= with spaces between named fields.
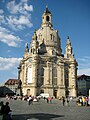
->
xmin=54 ymin=90 xmax=57 ymax=98
xmin=40 ymin=89 xmax=44 ymax=93
xmin=27 ymin=89 xmax=30 ymax=96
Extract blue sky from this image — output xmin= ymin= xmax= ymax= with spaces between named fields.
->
xmin=0 ymin=0 xmax=90 ymax=84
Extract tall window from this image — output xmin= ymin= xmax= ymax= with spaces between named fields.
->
xmin=50 ymin=34 xmax=52 ymax=40
xmin=52 ymin=67 xmax=57 ymax=85
xmin=65 ymin=64 xmax=69 ymax=87
xmin=37 ymin=67 xmax=44 ymax=87
xmin=65 ymin=71 xmax=69 ymax=87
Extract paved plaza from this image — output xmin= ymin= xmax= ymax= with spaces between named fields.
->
xmin=0 ymin=98 xmax=90 ymax=120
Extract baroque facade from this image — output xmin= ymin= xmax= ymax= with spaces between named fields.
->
xmin=18 ymin=7 xmax=78 ymax=98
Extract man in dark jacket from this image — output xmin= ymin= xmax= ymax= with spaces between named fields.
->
xmin=0 ymin=101 xmax=5 ymax=115
xmin=2 ymin=102 xmax=12 ymax=120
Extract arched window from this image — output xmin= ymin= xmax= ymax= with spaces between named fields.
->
xmin=46 ymin=16 xmax=49 ymax=22
xmin=31 ymin=48 xmax=32 ymax=53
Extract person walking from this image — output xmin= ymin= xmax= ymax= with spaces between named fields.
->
xmin=82 ymin=97 xmax=85 ymax=106
xmin=28 ymin=96 xmax=33 ymax=105
xmin=66 ymin=97 xmax=70 ymax=106
xmin=62 ymin=97 xmax=65 ymax=106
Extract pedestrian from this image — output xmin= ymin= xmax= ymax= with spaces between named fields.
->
xmin=44 ymin=97 xmax=45 ymax=100
xmin=0 ymin=101 xmax=5 ymax=115
xmin=86 ymin=96 xmax=89 ymax=106
xmin=82 ymin=97 xmax=85 ymax=106
xmin=62 ymin=97 xmax=65 ymax=106
xmin=50 ymin=97 xmax=53 ymax=103
xmin=79 ymin=97 xmax=82 ymax=106
xmin=28 ymin=96 xmax=33 ymax=105
xmin=47 ymin=98 xmax=49 ymax=103
xmin=48 ymin=97 xmax=50 ymax=103
xmin=2 ymin=102 xmax=12 ymax=120
xmin=67 ymin=98 xmax=70 ymax=106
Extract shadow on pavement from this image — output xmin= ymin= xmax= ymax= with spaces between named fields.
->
xmin=12 ymin=113 xmax=64 ymax=120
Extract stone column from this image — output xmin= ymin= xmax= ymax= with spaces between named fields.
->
xmin=31 ymin=55 xmax=38 ymax=96
xmin=50 ymin=62 xmax=53 ymax=85
xmin=18 ymin=65 xmax=24 ymax=96
xmin=18 ymin=67 xmax=20 ymax=80
xmin=21 ymin=65 xmax=24 ymax=85
xmin=44 ymin=61 xmax=53 ymax=96
xmin=69 ymin=63 xmax=77 ymax=97
xmin=61 ymin=63 xmax=65 ymax=86
xmin=57 ymin=65 xmax=61 ymax=85
xmin=24 ymin=63 xmax=27 ymax=84
xmin=44 ymin=61 xmax=50 ymax=85
xmin=59 ymin=63 xmax=65 ymax=97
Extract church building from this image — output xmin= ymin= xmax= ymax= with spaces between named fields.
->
xmin=18 ymin=7 xmax=78 ymax=98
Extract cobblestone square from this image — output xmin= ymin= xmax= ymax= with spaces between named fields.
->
xmin=0 ymin=98 xmax=90 ymax=120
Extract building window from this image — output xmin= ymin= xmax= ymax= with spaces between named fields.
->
xmin=52 ymin=67 xmax=57 ymax=85
xmin=46 ymin=16 xmax=49 ymax=22
xmin=65 ymin=71 xmax=69 ymax=87
xmin=40 ymin=67 xmax=44 ymax=76
xmin=37 ymin=67 xmax=44 ymax=87
xmin=50 ymin=34 xmax=54 ymax=41
xmin=50 ymin=34 xmax=52 ymax=40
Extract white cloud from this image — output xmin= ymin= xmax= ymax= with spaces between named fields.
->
xmin=7 ymin=1 xmax=21 ymax=14
xmin=77 ymin=56 xmax=90 ymax=75
xmin=78 ymin=68 xmax=90 ymax=76
xmin=6 ymin=1 xmax=33 ymax=30
xmin=0 ymin=57 xmax=22 ymax=70
xmin=0 ymin=1 xmax=33 ymax=31
xmin=21 ymin=0 xmax=28 ymax=2
xmin=0 ymin=26 xmax=22 ymax=47
xmin=0 ymin=15 xmax=5 ymax=23
xmin=0 ymin=9 xmax=4 ymax=14
xmin=7 ymin=1 xmax=33 ymax=14
xmin=24 ymin=4 xmax=33 ymax=11
xmin=7 ymin=50 xmax=11 ymax=53
xmin=0 ymin=15 xmax=4 ymax=21
xmin=6 ymin=15 xmax=33 ymax=30
xmin=0 ymin=26 xmax=9 ymax=32
xmin=78 ymin=56 xmax=90 ymax=69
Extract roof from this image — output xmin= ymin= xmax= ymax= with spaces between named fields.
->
xmin=77 ymin=74 xmax=90 ymax=81
xmin=44 ymin=6 xmax=51 ymax=14
xmin=5 ymin=79 xmax=19 ymax=85
xmin=0 ymin=86 xmax=14 ymax=96
xmin=77 ymin=74 xmax=90 ymax=78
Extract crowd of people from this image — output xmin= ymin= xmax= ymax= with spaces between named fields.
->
xmin=77 ymin=96 xmax=90 ymax=106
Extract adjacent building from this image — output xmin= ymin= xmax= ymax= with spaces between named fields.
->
xmin=18 ymin=7 xmax=78 ymax=98
xmin=5 ymin=79 xmax=19 ymax=94
xmin=77 ymin=74 xmax=90 ymax=96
